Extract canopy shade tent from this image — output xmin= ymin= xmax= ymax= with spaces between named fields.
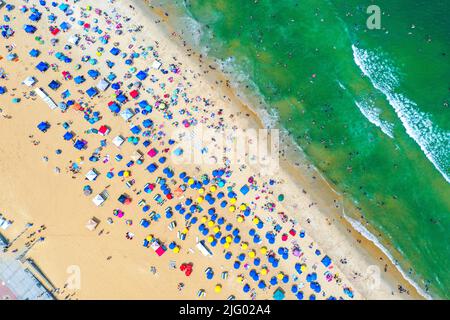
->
xmin=92 ymin=193 xmax=107 ymax=206
xmin=85 ymin=217 xmax=99 ymax=231
xmin=96 ymin=78 xmax=110 ymax=91
xmin=152 ymin=60 xmax=162 ymax=70
xmin=85 ymin=169 xmax=99 ymax=181
xmin=23 ymin=76 xmax=36 ymax=87
xmin=112 ymin=135 xmax=125 ymax=147
xmin=120 ymin=108 xmax=134 ymax=121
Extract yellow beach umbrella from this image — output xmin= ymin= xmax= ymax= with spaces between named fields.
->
xmin=237 ymin=216 xmax=244 ymax=223
xmin=277 ymin=273 xmax=284 ymax=280
xmin=198 ymin=188 xmax=205 ymax=194
xmin=226 ymin=236 xmax=232 ymax=243
xmin=197 ymin=196 xmax=204 ymax=203
xmin=201 ymin=216 xmax=208 ymax=223
xmin=301 ymin=264 xmax=307 ymax=272
xmin=230 ymin=198 xmax=237 ymax=204
xmin=223 ymin=242 xmax=230 ymax=249
xmin=229 ymin=205 xmax=236 ymax=212
xmin=252 ymin=217 xmax=259 ymax=224
xmin=239 ymin=204 xmax=247 ymax=211
xmin=173 ymin=246 xmax=180 ymax=253
xmin=214 ymin=284 xmax=222 ymax=293
xmin=241 ymin=243 xmax=248 ymax=250
xmin=208 ymin=220 xmax=214 ymax=227
xmin=248 ymin=250 xmax=256 ymax=258
xmin=260 ymin=247 xmax=267 ymax=255
xmin=182 ymin=227 xmax=189 ymax=234
xmin=260 ymin=268 xmax=268 ymax=276
xmin=236 ymin=276 xmax=243 ymax=283
xmin=188 ymin=178 xmax=194 ymax=185
xmin=213 ymin=226 xmax=220 ymax=233
xmin=207 ymin=235 xmax=214 ymax=243
xmin=210 ymin=185 xmax=217 ymax=192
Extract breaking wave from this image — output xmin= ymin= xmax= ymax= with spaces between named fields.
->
xmin=352 ymin=45 xmax=450 ymax=183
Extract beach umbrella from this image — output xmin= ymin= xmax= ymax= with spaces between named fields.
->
xmin=233 ymin=261 xmax=240 ymax=269
xmin=296 ymin=291 xmax=304 ymax=300
xmin=224 ymin=252 xmax=232 ymax=260
xmin=258 ymin=281 xmax=266 ymax=290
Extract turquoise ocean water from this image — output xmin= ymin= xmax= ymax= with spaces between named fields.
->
xmin=152 ymin=0 xmax=450 ymax=298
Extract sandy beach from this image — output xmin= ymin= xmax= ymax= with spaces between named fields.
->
xmin=0 ymin=0 xmax=422 ymax=300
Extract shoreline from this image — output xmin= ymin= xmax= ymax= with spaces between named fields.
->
xmin=0 ymin=0 xmax=425 ymax=300
xmin=139 ymin=0 xmax=425 ymax=299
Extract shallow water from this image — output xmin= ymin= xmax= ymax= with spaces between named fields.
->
xmin=154 ymin=0 xmax=450 ymax=298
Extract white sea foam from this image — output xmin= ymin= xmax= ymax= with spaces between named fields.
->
xmin=344 ymin=214 xmax=433 ymax=300
xmin=354 ymin=100 xmax=394 ymax=138
xmin=352 ymin=45 xmax=450 ymax=183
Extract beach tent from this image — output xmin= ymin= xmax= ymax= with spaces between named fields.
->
xmin=60 ymin=21 xmax=70 ymax=31
xmin=48 ymin=80 xmax=61 ymax=90
xmin=29 ymin=12 xmax=42 ymax=22
xmin=110 ymin=47 xmax=120 ymax=56
xmin=116 ymin=94 xmax=128 ymax=104
xmin=74 ymin=139 xmax=87 ymax=150
xmin=108 ymin=102 xmax=120 ymax=113
xmin=136 ymin=70 xmax=147 ymax=81
xmin=87 ymin=69 xmax=100 ymax=79
xmin=96 ymin=78 xmax=110 ymax=91
xmin=321 ymin=255 xmax=331 ymax=268
xmin=36 ymin=61 xmax=49 ymax=72
xmin=129 ymin=89 xmax=139 ymax=99
xmin=86 ymin=87 xmax=98 ymax=98
xmin=24 ymin=24 xmax=37 ymax=34
xmin=37 ymin=121 xmax=50 ymax=132
xmin=273 ymin=288 xmax=285 ymax=300
xmin=74 ymin=75 xmax=85 ymax=84
xmin=63 ymin=131 xmax=74 ymax=141
xmin=196 ymin=240 xmax=213 ymax=257
xmin=23 ymin=76 xmax=36 ymax=87
xmin=29 ymin=48 xmax=40 ymax=57
xmin=85 ymin=169 xmax=99 ymax=181
xmin=68 ymin=35 xmax=80 ymax=45
xmin=240 ymin=185 xmax=250 ymax=195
